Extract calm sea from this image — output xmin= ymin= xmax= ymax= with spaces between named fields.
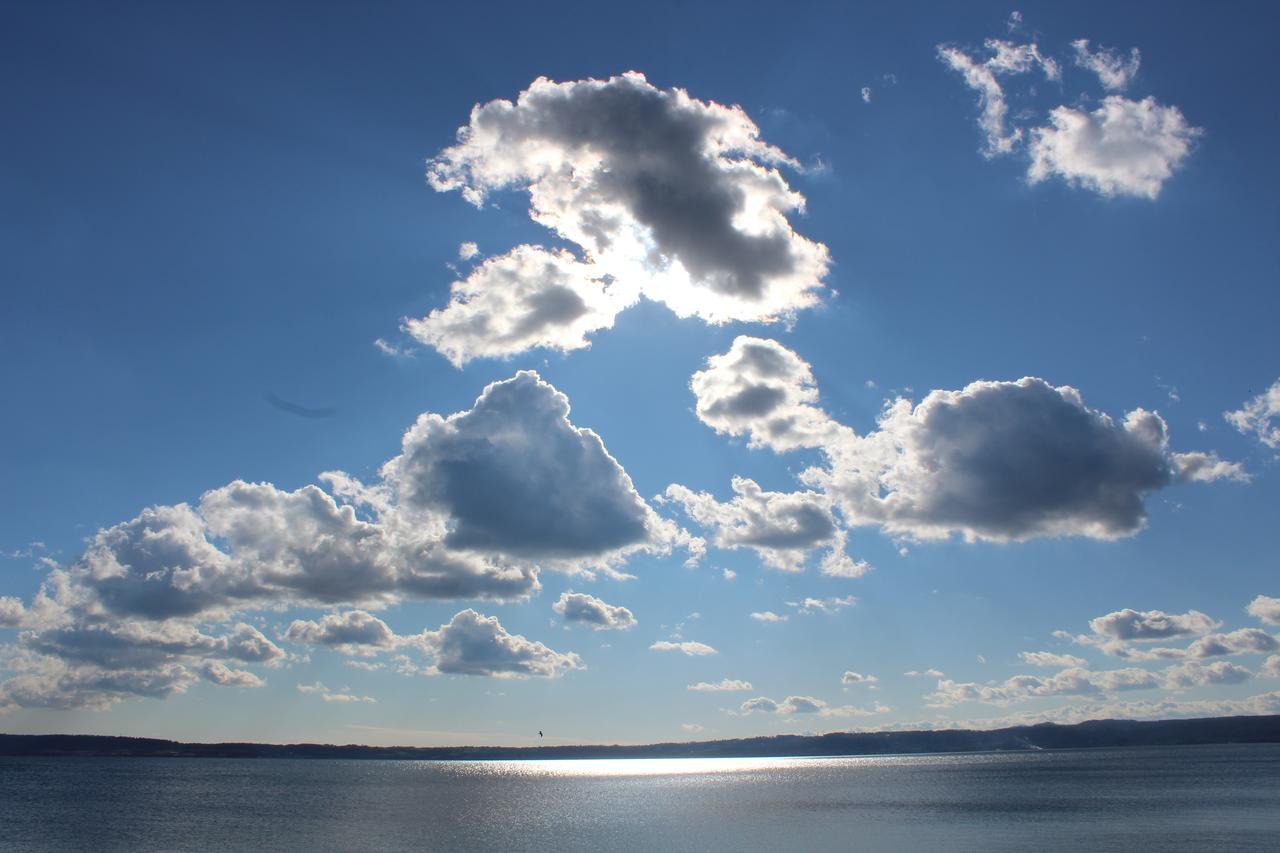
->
xmin=3 ymin=744 xmax=1278 ymax=851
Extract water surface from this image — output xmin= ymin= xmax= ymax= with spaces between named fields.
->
xmin=3 ymin=744 xmax=1278 ymax=850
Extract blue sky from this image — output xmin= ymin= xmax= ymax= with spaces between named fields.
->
xmin=2 ymin=0 xmax=1279 ymax=745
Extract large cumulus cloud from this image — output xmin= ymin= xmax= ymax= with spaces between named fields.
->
xmin=410 ymin=72 xmax=830 ymax=364
xmin=673 ymin=339 xmax=1244 ymax=566
xmin=383 ymin=371 xmax=672 ymax=564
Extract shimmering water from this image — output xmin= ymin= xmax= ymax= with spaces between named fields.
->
xmin=3 ymin=744 xmax=1279 ymax=851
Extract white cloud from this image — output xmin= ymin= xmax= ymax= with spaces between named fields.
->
xmin=384 ymin=371 xmax=676 ymax=569
xmin=284 ymin=610 xmax=398 ymax=656
xmin=688 ymin=678 xmax=752 ymax=692
xmin=810 ymin=377 xmax=1222 ymax=542
xmin=1 ymin=371 xmax=676 ymax=710
xmin=788 ymin=595 xmax=857 ymax=615
xmin=1184 ymin=629 xmax=1278 ymax=659
xmin=1072 ymin=39 xmax=1141 ymax=91
xmin=296 ymin=681 xmax=376 ymax=703
xmin=1247 ymin=595 xmax=1280 ymax=626
xmin=938 ymin=39 xmax=1059 ymax=157
xmin=404 ymin=246 xmax=628 ymax=367
xmin=1171 ymin=451 xmax=1249 ymax=483
xmin=860 ymin=87 xmax=872 ymax=104
xmin=750 ymin=611 xmax=787 ymax=623
xmin=841 ymin=671 xmax=878 ymax=686
xmin=1226 ymin=379 xmax=1280 ymax=450
xmin=1163 ymin=660 xmax=1252 ymax=689
xmin=1018 ymin=651 xmax=1088 ymax=669
xmin=1028 ymin=96 xmax=1201 ymax=199
xmin=415 ymin=609 xmax=582 ymax=678
xmin=0 ymin=597 xmax=26 ymax=628
xmin=928 ymin=666 xmax=1161 ymax=707
xmin=687 ymin=339 xmax=1242 ymax=558
xmin=552 ymin=592 xmax=637 ymax=631
xmin=650 ymin=640 xmax=717 ymax=656
xmin=664 ymin=478 xmax=858 ymax=575
xmin=688 ymin=335 xmax=842 ymax=452
xmin=1263 ymin=656 xmax=1280 ymax=678
xmin=201 ymin=661 xmax=264 ymax=688
xmin=458 ymin=241 xmax=480 ymax=260
xmin=412 ymin=72 xmax=830 ymax=363
xmin=740 ymin=694 xmax=889 ymax=717
xmin=1088 ymin=608 xmax=1219 ymax=642
xmin=681 ymin=723 xmax=704 ymax=733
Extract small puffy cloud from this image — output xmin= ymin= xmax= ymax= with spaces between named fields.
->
xmin=552 ymin=592 xmax=637 ymax=631
xmin=681 ymin=723 xmax=704 ymax=733
xmin=841 ymin=671 xmax=878 ymax=686
xmin=1247 ymin=595 xmax=1280 ymax=626
xmin=688 ymin=678 xmax=752 ymax=692
xmin=1018 ymin=651 xmax=1088 ymax=669
xmin=284 ymin=610 xmax=399 ymax=656
xmin=1171 ymin=451 xmax=1249 ymax=483
xmin=0 ymin=597 xmax=26 ymax=628
xmin=1263 ymin=656 xmax=1280 ymax=678
xmin=740 ymin=696 xmax=779 ymax=714
xmin=789 ymin=595 xmax=857 ymax=615
xmin=415 ymin=72 xmax=830 ymax=364
xmin=385 ymin=371 xmax=672 ymax=567
xmin=938 ymin=39 xmax=1059 ymax=157
xmin=650 ymin=640 xmax=717 ymax=656
xmin=741 ymin=694 xmax=888 ymax=717
xmin=860 ymin=87 xmax=872 ymax=104
xmin=1070 ymin=39 xmax=1141 ymax=91
xmin=201 ymin=662 xmax=264 ymax=688
xmin=404 ymin=246 xmax=628 ymax=366
xmin=1088 ymin=608 xmax=1219 ymax=642
xmin=1072 ymin=39 xmax=1141 ymax=91
xmin=296 ymin=681 xmax=376 ymax=703
xmin=664 ymin=478 xmax=855 ymax=575
xmin=750 ymin=611 xmax=787 ymax=623
xmin=1184 ymin=628 xmax=1278 ymax=659
xmin=458 ymin=242 xmax=480 ymax=260
xmin=1226 ymin=380 xmax=1280 ymax=450
xmin=1163 ymin=660 xmax=1252 ymax=689
xmin=1028 ymin=96 xmax=1201 ymax=199
xmin=689 ymin=335 xmax=842 ymax=452
xmin=416 ymin=609 xmax=582 ymax=678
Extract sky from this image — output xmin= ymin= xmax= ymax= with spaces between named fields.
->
xmin=2 ymin=0 xmax=1279 ymax=747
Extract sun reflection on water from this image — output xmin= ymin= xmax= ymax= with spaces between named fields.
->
xmin=436 ymin=754 xmax=956 ymax=779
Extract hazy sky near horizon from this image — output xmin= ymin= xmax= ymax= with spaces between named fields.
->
xmin=2 ymin=0 xmax=1279 ymax=746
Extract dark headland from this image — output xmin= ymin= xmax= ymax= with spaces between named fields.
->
xmin=3 ymin=715 xmax=1279 ymax=760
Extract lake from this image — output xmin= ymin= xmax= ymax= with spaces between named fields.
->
xmin=3 ymin=744 xmax=1279 ymax=850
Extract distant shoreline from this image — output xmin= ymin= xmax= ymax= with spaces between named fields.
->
xmin=3 ymin=714 xmax=1279 ymax=760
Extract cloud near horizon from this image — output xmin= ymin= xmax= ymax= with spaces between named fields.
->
xmin=0 ymin=372 xmax=671 ymax=711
